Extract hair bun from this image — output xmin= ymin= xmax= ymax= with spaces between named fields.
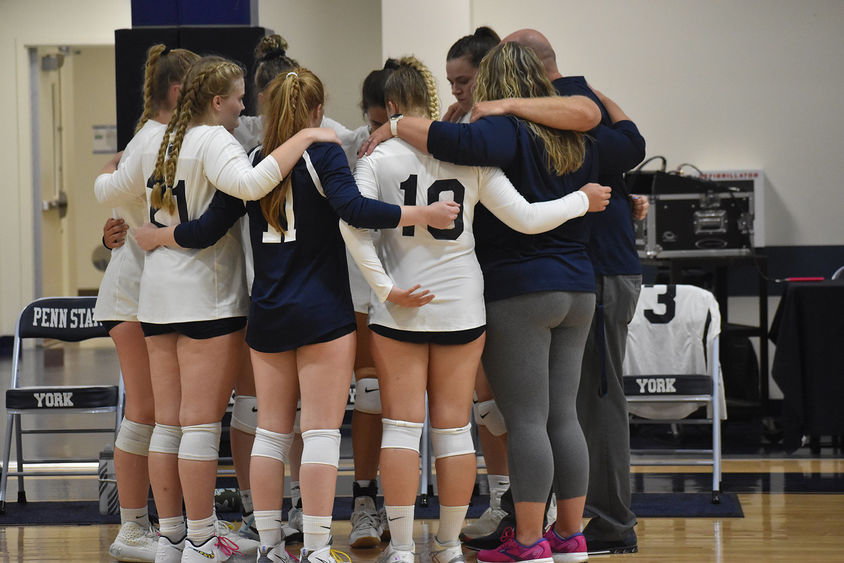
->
xmin=474 ymin=26 xmax=501 ymax=42
xmin=256 ymin=34 xmax=289 ymax=62
xmin=383 ymin=58 xmax=400 ymax=70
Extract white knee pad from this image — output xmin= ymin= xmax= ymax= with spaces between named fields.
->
xmin=230 ymin=395 xmax=257 ymax=435
xmin=148 ymin=423 xmax=182 ymax=455
xmin=474 ymin=398 xmax=507 ymax=436
xmin=251 ymin=427 xmax=293 ymax=463
xmin=381 ymin=418 xmax=424 ymax=453
xmin=353 ymin=376 xmax=381 ymax=414
xmin=115 ymin=418 xmax=154 ymax=456
xmin=300 ymin=428 xmax=341 ymax=468
xmin=431 ymin=423 xmax=475 ymax=460
xmin=178 ymin=422 xmax=222 ymax=461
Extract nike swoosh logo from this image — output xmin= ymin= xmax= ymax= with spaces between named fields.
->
xmin=364 ymin=388 xmax=378 ymax=393
xmin=251 ymin=407 xmax=258 ymax=412
xmin=321 ymin=525 xmax=332 ymax=530
xmin=480 ymin=412 xmax=488 ymax=419
xmin=190 ymin=548 xmax=215 ymax=559
xmin=388 ymin=516 xmax=403 ymax=521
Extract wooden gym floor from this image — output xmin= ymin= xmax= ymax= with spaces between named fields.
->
xmin=1 ymin=347 xmax=843 ymax=561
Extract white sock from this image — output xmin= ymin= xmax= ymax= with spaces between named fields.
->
xmin=158 ymin=515 xmax=186 ymax=543
xmin=120 ymin=506 xmax=150 ymax=528
xmin=487 ymin=474 xmax=510 ymax=509
xmin=254 ymin=509 xmax=283 ymax=547
xmin=290 ymin=481 xmax=301 ymax=508
xmin=437 ymin=504 xmax=468 ymax=546
xmin=385 ymin=505 xmax=415 ymax=551
xmin=302 ymin=514 xmax=332 ymax=552
xmin=186 ymin=514 xmax=215 ymax=545
xmin=240 ymin=489 xmax=254 ymax=515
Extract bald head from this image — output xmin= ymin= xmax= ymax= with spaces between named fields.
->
xmin=501 ymin=28 xmax=560 ymax=79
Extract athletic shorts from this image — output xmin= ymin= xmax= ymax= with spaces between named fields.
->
xmin=248 ymin=322 xmax=356 ymax=353
xmin=140 ymin=316 xmax=247 ymax=339
xmin=369 ymin=324 xmax=485 ymax=345
xmin=100 ymin=320 xmax=123 ymax=334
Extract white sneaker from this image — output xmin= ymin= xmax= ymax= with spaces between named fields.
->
xmin=181 ymin=535 xmax=242 ymax=562
xmin=299 ymin=544 xmax=352 ymax=562
xmin=215 ymin=519 xmax=260 ymax=555
xmin=429 ymin=537 xmax=465 ymax=563
xmin=285 ymin=506 xmax=303 ymax=543
xmin=257 ymin=543 xmax=299 ymax=563
xmin=109 ymin=521 xmax=158 ymax=562
xmin=459 ymin=506 xmax=507 ymax=539
xmin=238 ymin=513 xmax=260 ymax=542
xmin=375 ymin=542 xmax=415 ymax=563
xmin=154 ymin=535 xmax=185 ymax=563
xmin=349 ymin=496 xmax=381 ymax=548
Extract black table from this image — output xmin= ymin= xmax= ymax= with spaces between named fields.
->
xmin=769 ymin=280 xmax=844 ymax=453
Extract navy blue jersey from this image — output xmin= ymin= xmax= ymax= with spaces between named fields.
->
xmin=245 ymin=142 xmax=400 ymax=353
xmin=173 ymin=190 xmax=245 ymax=248
xmin=428 ymin=116 xmax=598 ymax=301
xmin=553 ymin=76 xmax=646 ymax=275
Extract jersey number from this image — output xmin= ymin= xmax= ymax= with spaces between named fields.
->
xmin=644 ymin=285 xmax=677 ymax=324
xmin=399 ymin=175 xmax=464 ymax=240
xmin=147 ymin=178 xmax=189 ymax=227
xmin=262 ymin=190 xmax=297 ymax=244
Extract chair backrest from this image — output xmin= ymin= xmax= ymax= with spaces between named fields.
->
xmin=624 ymin=284 xmax=721 ymax=379
xmin=11 ymin=297 xmax=109 ymax=390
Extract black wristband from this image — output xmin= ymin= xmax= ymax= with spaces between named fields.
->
xmin=102 ymin=235 xmax=112 ymax=251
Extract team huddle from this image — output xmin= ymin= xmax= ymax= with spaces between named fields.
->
xmin=94 ymin=25 xmax=646 ymax=563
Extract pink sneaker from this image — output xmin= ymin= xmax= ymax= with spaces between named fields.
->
xmin=542 ymin=528 xmax=588 ymax=562
xmin=477 ymin=533 xmax=554 ymax=563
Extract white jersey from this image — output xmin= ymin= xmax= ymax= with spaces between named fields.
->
xmin=93 ymin=120 xmax=166 ymax=322
xmin=95 ymin=124 xmax=283 ymax=323
xmin=340 ymin=138 xmax=589 ymax=332
xmin=321 ymin=115 xmax=372 ymax=314
xmin=623 ymin=284 xmax=726 ymax=419
xmin=233 ymin=114 xmax=264 ymax=152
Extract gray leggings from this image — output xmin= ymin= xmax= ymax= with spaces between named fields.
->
xmin=482 ymin=291 xmax=595 ymax=503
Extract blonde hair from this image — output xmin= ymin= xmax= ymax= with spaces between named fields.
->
xmin=384 ymin=56 xmax=439 ymax=120
xmin=135 ymin=44 xmax=199 ymax=133
xmin=259 ymin=67 xmax=325 ymax=232
xmin=150 ymin=56 xmax=244 ymax=213
xmin=475 ymin=42 xmax=585 ymax=175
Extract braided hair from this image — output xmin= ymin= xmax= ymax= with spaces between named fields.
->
xmin=135 ymin=44 xmax=199 ymax=133
xmin=259 ymin=67 xmax=325 ymax=233
xmin=384 ymin=56 xmax=440 ymax=120
xmin=150 ymin=56 xmax=244 ymax=213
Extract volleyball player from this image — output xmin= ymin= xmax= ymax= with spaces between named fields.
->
xmin=343 ymin=55 xmax=609 ymax=563
xmin=93 ymin=44 xmax=198 ymax=563
xmin=95 ymin=55 xmax=345 ymax=562
xmin=442 ymin=27 xmax=500 ymax=123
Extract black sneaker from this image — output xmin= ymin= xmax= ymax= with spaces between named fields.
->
xmin=584 ymin=530 xmax=638 ymax=555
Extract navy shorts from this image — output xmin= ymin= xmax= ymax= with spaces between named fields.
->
xmin=141 ymin=317 xmax=247 ymax=340
xmin=369 ymin=324 xmax=485 ymax=345
xmin=100 ymin=320 xmax=123 ymax=334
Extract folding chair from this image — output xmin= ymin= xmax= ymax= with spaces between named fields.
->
xmin=0 ymin=296 xmax=123 ymax=514
xmin=623 ymin=284 xmax=726 ymax=503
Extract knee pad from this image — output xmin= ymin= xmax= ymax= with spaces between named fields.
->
xmin=474 ymin=398 xmax=507 ymax=436
xmin=148 ymin=423 xmax=182 ymax=455
xmin=115 ymin=418 xmax=154 ymax=456
xmin=251 ymin=427 xmax=293 ymax=463
xmin=353 ymin=376 xmax=381 ymax=414
xmin=230 ymin=395 xmax=257 ymax=435
xmin=431 ymin=423 xmax=475 ymax=460
xmin=301 ymin=428 xmax=341 ymax=468
xmin=178 ymin=422 xmax=222 ymax=461
xmin=381 ymin=418 xmax=424 ymax=453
